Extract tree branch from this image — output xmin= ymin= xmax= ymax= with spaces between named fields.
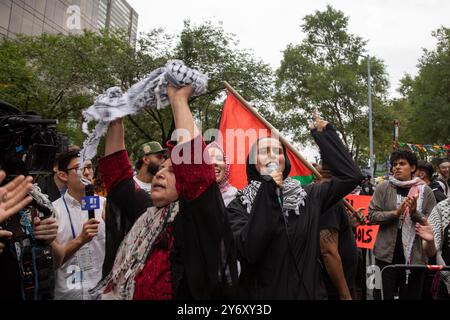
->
xmin=127 ymin=115 xmax=154 ymax=141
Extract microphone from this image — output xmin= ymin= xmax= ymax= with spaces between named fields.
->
xmin=267 ymin=162 xmax=278 ymax=175
xmin=85 ymin=184 xmax=95 ymax=220
xmin=267 ymin=163 xmax=283 ymax=200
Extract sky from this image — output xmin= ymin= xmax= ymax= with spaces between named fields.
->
xmin=127 ymin=0 xmax=450 ymax=161
xmin=128 ymin=0 xmax=450 ymax=97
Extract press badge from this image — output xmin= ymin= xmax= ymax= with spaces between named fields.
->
xmin=81 ymin=196 xmax=100 ymax=211
xmin=78 ymin=246 xmax=94 ymax=272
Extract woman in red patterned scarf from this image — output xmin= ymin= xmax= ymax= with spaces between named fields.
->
xmin=91 ymin=86 xmax=238 ymax=300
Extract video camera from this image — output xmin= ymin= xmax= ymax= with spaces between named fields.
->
xmin=0 ymin=100 xmax=68 ymax=300
xmin=0 ymin=100 xmax=69 ymax=179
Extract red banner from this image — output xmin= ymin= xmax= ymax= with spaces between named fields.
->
xmin=355 ymin=225 xmax=379 ymax=249
xmin=344 ymin=194 xmax=372 ymax=217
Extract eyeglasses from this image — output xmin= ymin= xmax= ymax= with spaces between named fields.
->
xmin=65 ymin=164 xmax=94 ymax=173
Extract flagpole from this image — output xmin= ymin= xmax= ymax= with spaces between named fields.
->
xmin=223 ymin=81 xmax=364 ymax=223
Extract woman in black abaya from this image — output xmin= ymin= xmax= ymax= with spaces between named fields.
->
xmin=227 ymin=115 xmax=363 ymax=299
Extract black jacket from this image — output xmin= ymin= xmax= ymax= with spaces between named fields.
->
xmin=227 ymin=125 xmax=363 ymax=299
xmin=430 ymin=179 xmax=448 ymax=204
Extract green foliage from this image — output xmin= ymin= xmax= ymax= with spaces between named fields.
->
xmin=398 ymin=27 xmax=450 ymax=144
xmin=275 ymin=5 xmax=390 ymax=165
xmin=172 ymin=20 xmax=274 ymax=132
xmin=0 ymin=23 xmax=273 ymax=157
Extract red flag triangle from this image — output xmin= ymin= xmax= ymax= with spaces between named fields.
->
xmin=218 ymin=90 xmax=313 ymax=190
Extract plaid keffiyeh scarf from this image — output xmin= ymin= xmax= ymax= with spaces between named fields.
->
xmin=79 ymin=60 xmax=208 ymax=171
xmin=239 ymin=178 xmax=307 ymax=217
xmin=389 ymin=176 xmax=426 ymax=264
xmin=428 ymin=198 xmax=450 ymax=295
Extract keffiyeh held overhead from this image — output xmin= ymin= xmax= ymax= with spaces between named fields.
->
xmin=78 ymin=60 xmax=208 ymax=171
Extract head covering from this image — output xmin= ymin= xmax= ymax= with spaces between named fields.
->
xmin=246 ymin=137 xmax=291 ymax=183
xmin=206 ymin=142 xmax=230 ymax=190
xmin=239 ymin=137 xmax=307 ymax=217
xmin=206 ymin=142 xmax=237 ymax=206
xmin=136 ymin=141 xmax=166 ymax=159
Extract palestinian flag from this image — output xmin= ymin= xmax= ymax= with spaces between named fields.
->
xmin=218 ymin=86 xmax=314 ymax=190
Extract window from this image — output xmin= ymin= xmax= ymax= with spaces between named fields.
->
xmin=0 ymin=2 xmax=11 ymax=29
xmin=9 ymin=3 xmax=23 ymax=34
xmin=34 ymin=0 xmax=46 ymax=15
xmin=32 ymin=16 xmax=44 ymax=35
xmin=21 ymin=10 xmax=33 ymax=34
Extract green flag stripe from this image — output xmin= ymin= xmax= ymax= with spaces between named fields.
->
xmin=291 ymin=175 xmax=314 ymax=185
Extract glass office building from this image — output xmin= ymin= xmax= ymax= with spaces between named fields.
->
xmin=0 ymin=0 xmax=138 ymax=43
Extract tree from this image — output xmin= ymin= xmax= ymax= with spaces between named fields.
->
xmin=398 ymin=27 xmax=450 ymax=144
xmin=0 ymin=22 xmax=274 ymax=162
xmin=125 ymin=21 xmax=275 ymax=150
xmin=172 ymin=20 xmax=274 ymax=135
xmin=274 ymin=5 xmax=390 ymax=165
xmin=0 ymin=29 xmax=154 ymax=146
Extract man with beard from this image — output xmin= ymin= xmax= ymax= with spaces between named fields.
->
xmin=133 ymin=142 xmax=167 ymax=194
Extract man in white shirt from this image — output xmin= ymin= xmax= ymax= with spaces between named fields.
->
xmin=51 ymin=148 xmax=106 ymax=300
xmin=133 ymin=141 xmax=167 ymax=193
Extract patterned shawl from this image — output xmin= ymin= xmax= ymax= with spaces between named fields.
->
xmin=389 ymin=176 xmax=426 ymax=264
xmin=428 ymin=198 xmax=450 ymax=294
xmin=90 ymin=201 xmax=179 ymax=300
xmin=238 ymin=178 xmax=307 ymax=217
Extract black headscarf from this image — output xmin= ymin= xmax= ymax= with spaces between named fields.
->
xmin=246 ymin=137 xmax=291 ymax=183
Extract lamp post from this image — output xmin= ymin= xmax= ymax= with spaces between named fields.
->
xmin=312 ymin=43 xmax=374 ymax=179
xmin=367 ymin=54 xmax=374 ymax=180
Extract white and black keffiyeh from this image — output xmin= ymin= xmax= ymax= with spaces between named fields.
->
xmin=79 ymin=60 xmax=208 ymax=171
xmin=28 ymin=184 xmax=57 ymax=218
xmin=429 ymin=198 xmax=450 ymax=293
xmin=239 ymin=178 xmax=307 ymax=217
xmin=389 ymin=176 xmax=426 ymax=264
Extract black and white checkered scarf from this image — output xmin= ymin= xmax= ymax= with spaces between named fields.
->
xmin=429 ymin=198 xmax=450 ymax=293
xmin=79 ymin=60 xmax=208 ymax=171
xmin=238 ymin=178 xmax=307 ymax=217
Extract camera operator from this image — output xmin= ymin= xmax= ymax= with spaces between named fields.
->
xmin=0 ymin=171 xmax=59 ymax=300
xmin=0 ymin=100 xmax=61 ymax=300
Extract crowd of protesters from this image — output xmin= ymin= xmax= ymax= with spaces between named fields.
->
xmin=0 ymin=83 xmax=449 ymax=300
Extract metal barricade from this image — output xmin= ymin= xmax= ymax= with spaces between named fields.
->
xmin=380 ymin=264 xmax=450 ymax=300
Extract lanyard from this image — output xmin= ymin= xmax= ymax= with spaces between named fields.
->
xmin=62 ymin=195 xmax=77 ymax=239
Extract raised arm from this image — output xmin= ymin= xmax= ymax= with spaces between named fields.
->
xmin=166 ymin=85 xmax=215 ymax=202
xmin=105 ymin=118 xmax=125 ymax=156
xmin=167 ymin=85 xmax=199 ymax=143
xmin=309 ymin=115 xmax=363 ymax=211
